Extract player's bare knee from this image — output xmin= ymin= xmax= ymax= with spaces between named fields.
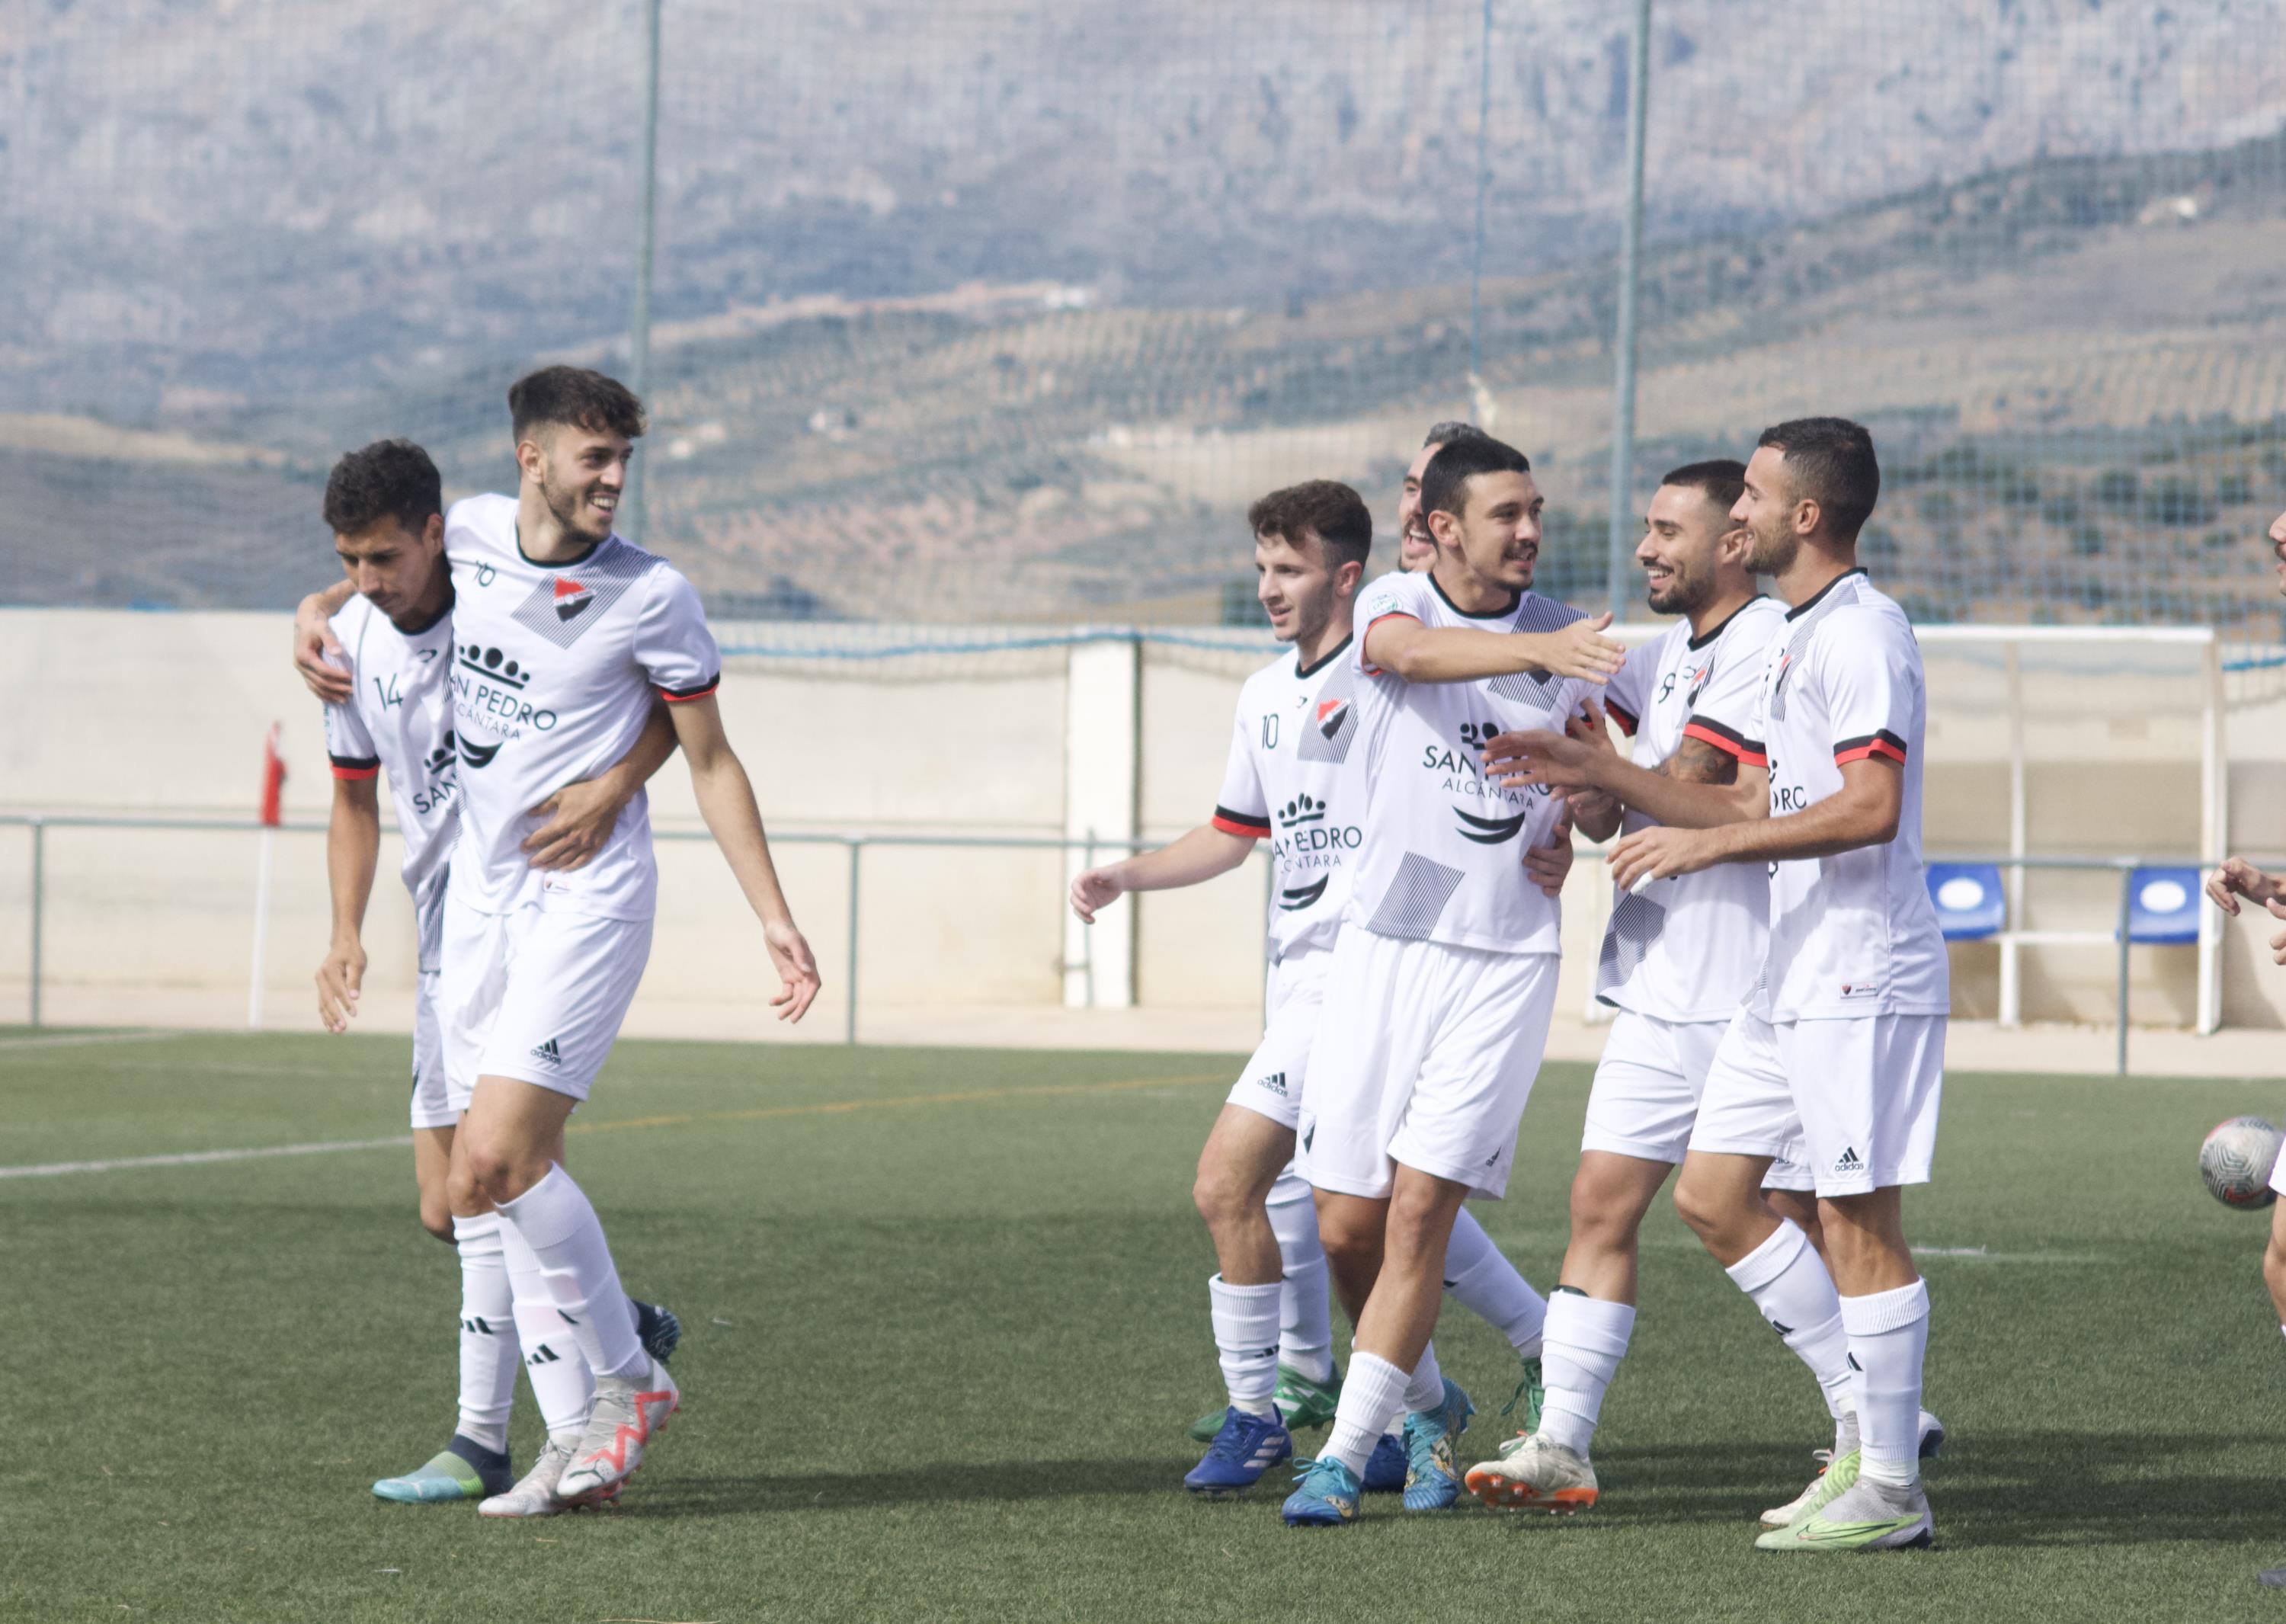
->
xmin=1670 ymin=1168 xmax=1742 ymax=1246
xmin=2262 ymin=1232 xmax=2286 ymax=1298
xmin=418 ymin=1196 xmax=455 ymax=1242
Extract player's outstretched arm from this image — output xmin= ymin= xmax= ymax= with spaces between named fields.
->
xmin=667 ymin=693 xmax=821 ymax=1023
xmin=523 ymin=702 xmax=681 ymax=872
xmin=317 ymin=774 xmax=382 ymax=1033
xmin=292 ymin=580 xmax=360 ymax=703
xmin=1069 ymin=825 xmax=1256 ymax=924
xmin=1609 ymin=756 xmax=1901 ymax=890
xmin=1486 ymin=716 xmax=1765 ymax=832
xmin=1362 ymin=611 xmax=1625 ymax=686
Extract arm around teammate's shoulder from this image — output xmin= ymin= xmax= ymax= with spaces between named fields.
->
xmin=1360 ymin=610 xmax=1624 ymax=686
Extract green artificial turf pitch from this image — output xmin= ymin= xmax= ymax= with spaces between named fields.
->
xmin=4 ymin=1027 xmax=2284 ymax=1622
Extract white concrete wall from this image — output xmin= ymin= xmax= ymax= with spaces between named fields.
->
xmin=0 ymin=607 xmax=2275 ymax=1040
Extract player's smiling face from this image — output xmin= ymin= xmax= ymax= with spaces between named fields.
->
xmin=1396 ymin=444 xmax=1441 ymax=572
xmin=1734 ymin=446 xmax=1801 ymax=576
xmin=1430 ymin=469 xmax=1542 ymax=593
xmin=335 ymin=513 xmax=447 ymax=627
xmin=1255 ymin=530 xmax=1340 ymax=645
xmin=1638 ymin=483 xmax=1731 ymax=615
xmin=529 ymin=424 xmax=632 ymax=546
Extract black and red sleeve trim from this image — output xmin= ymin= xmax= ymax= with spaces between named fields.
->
xmin=1833 ymin=729 xmax=1908 ymax=766
xmin=658 ymin=671 xmax=722 ymax=703
xmin=1603 ymin=698 xmax=1640 ymax=737
xmin=328 ymin=753 xmax=381 ymax=782
xmin=1211 ymin=806 xmax=1273 ymax=840
xmin=1682 ymin=714 xmax=1768 ymax=767
xmin=1359 ymin=610 xmax=1420 ymax=675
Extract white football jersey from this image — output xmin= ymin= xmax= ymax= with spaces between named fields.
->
xmin=1343 ymin=569 xmax=1589 ymax=955
xmin=322 ymin=594 xmax=459 ymax=970
xmin=1751 ymin=570 xmax=1949 ymax=1020
xmin=441 ymin=494 xmax=719 ymax=922
xmin=1211 ymin=637 xmax=1366 ymax=960
xmin=1595 ymin=595 xmax=1785 ymax=1021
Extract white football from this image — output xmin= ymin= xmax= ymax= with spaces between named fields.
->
xmin=2199 ymin=1116 xmax=2282 ymax=1209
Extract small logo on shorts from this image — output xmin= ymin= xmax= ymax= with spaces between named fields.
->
xmin=1839 ymin=982 xmax=1876 ymax=998
xmin=529 ymin=1036 xmax=563 ymax=1068
xmin=1254 ymin=1070 xmax=1289 ymax=1097
xmin=1833 ymin=1145 xmax=1865 ymax=1175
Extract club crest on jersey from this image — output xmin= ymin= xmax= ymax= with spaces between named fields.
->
xmin=1315 ymin=697 xmax=1350 ymax=739
xmin=552 ymin=578 xmax=594 ymax=622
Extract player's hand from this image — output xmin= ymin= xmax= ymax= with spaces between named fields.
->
xmin=294 ymin=594 xmax=352 ymax=704
xmin=315 ymin=936 xmax=366 ymax=1033
xmin=764 ymin=918 xmax=822 ymax=1023
xmin=1070 ymin=866 xmax=1125 ymax=924
xmin=1482 ymin=726 xmax=1603 ymax=791
xmin=1608 ymin=824 xmax=1718 ymax=892
xmin=1523 ymin=813 xmax=1576 ymax=898
xmin=2204 ymin=856 xmax=2280 ymax=917
xmin=523 ymin=778 xmax=627 ymax=871
xmin=1522 ymin=612 xmax=1626 ymax=684
xmin=1564 ymin=786 xmax=1622 ymax=825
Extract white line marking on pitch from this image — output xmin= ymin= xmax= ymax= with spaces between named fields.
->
xmin=0 ymin=1135 xmax=413 ymax=1180
xmin=0 ymin=1028 xmax=186 ymax=1052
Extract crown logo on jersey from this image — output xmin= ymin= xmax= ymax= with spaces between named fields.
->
xmin=457 ymin=643 xmax=530 ymax=689
xmin=1457 ymin=721 xmax=1503 ymax=751
xmin=1279 ymin=793 xmax=1326 ymax=827
xmin=422 ymin=732 xmax=456 ymax=776
xmin=552 ymin=578 xmax=594 ymax=622
xmin=1315 ymin=697 xmax=1350 ymax=739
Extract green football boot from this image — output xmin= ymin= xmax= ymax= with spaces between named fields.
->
xmin=1760 ymin=1446 xmax=1860 ymax=1529
xmin=1498 ymin=1355 xmax=1545 ymax=1436
xmin=1753 ymin=1475 xmax=1933 ymax=1552
xmin=1186 ymin=1362 xmax=1340 ymax=1443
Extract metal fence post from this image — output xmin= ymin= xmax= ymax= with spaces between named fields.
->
xmin=28 ymin=818 xmax=43 ymax=1028
xmin=1467 ymin=0 xmax=1493 ymax=401
xmin=2115 ymin=867 xmax=2134 ymax=1076
xmin=844 ymin=836 xmax=863 ymax=1046
xmin=1604 ymin=0 xmax=1654 ymax=620
xmin=623 ymin=0 xmax=662 ymax=545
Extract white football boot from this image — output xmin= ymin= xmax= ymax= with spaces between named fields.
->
xmin=555 ymin=1354 xmax=680 ymax=1507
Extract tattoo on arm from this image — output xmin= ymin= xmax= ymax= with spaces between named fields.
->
xmin=1657 ymin=733 xmax=1739 ymax=786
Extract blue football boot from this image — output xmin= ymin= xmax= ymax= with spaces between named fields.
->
xmin=1361 ymin=1431 xmax=1408 ymax=1493
xmin=1183 ymin=1407 xmax=1292 ymax=1494
xmin=1281 ymin=1456 xmax=1363 ymax=1527
xmin=1401 ymin=1376 xmax=1475 ymax=1510
xmin=632 ymin=1299 xmax=682 ymax=1364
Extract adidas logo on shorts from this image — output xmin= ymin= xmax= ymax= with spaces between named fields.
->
xmin=1255 ymin=1070 xmax=1289 ymax=1097
xmin=529 ymin=1036 xmax=562 ymax=1068
xmin=1833 ymin=1145 xmax=1865 ymax=1174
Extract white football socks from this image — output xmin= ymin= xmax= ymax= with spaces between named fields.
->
xmin=1724 ymin=1219 xmax=1855 ymax=1421
xmin=1324 ymin=1352 xmax=1411 ymax=1478
xmin=1207 ymin=1275 xmax=1282 ymax=1416
xmin=1402 ymin=1339 xmax=1446 ymax=1411
xmin=1266 ymin=1191 xmax=1335 ymax=1382
xmin=450 ymin=1213 xmax=520 ymax=1455
xmin=1841 ymin=1279 xmax=1930 ymax=1489
xmin=498 ymin=1214 xmax=595 ymax=1446
xmin=1444 ymin=1207 xmax=1548 ymax=1357
xmin=495 ymin=1164 xmax=646 ymax=1382
xmin=1535 ymin=1289 xmax=1637 ymax=1459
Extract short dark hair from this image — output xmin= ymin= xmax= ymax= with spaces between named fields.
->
xmin=507 ymin=365 xmax=647 ymax=445
xmin=1420 ymin=432 xmax=1532 ymax=522
xmin=1249 ymin=479 xmax=1372 ymax=571
xmin=1660 ymin=458 xmax=1747 ymax=516
xmin=1423 ymin=420 xmax=1490 ymax=451
xmin=324 ymin=439 xmax=442 ymax=537
xmin=1756 ymin=418 xmax=1879 ymax=539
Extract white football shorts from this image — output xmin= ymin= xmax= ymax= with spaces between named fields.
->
xmin=1583 ymin=1007 xmax=1813 ymax=1191
xmin=1298 ymin=928 xmax=1559 ymax=1203
xmin=1225 ymin=945 xmax=1330 ymax=1206
xmin=439 ymin=894 xmax=655 ymax=1103
xmin=1689 ymin=1007 xmax=1944 ymax=1198
xmin=408 ymin=968 xmax=456 ymax=1130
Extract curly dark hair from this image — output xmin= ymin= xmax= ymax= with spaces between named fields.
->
xmin=322 ymin=439 xmax=442 ymax=537
xmin=1247 ymin=479 xmax=1372 ymax=571
xmin=507 ymin=365 xmax=647 ymax=444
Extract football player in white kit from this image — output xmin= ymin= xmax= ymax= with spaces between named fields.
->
xmin=299 ymin=368 xmax=822 ymax=1517
xmin=1462 ymin=460 xmax=1852 ymax=1510
xmin=1068 ymin=481 xmax=1570 ymax=1497
xmin=1281 ymin=433 xmax=1627 ymax=1526
xmin=1591 ymin=419 xmax=1949 ymax=1552
xmin=309 ymin=439 xmax=685 ymax=1505
xmin=2200 ymin=502 xmax=2286 ymax=1592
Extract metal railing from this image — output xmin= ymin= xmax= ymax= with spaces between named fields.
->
xmin=0 ymin=812 xmax=1215 ymax=1046
xmin=2 ymin=815 xmax=2211 ymax=1072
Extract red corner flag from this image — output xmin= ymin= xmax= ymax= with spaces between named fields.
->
xmin=258 ymin=722 xmax=287 ymax=827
